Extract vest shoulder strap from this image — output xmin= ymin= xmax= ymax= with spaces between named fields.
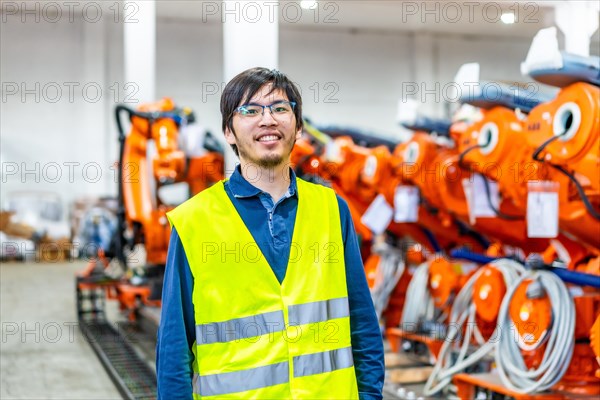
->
xmin=166 ymin=180 xmax=228 ymax=234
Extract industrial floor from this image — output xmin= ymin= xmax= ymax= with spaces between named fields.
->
xmin=0 ymin=261 xmax=430 ymax=399
xmin=0 ymin=260 xmax=121 ymax=399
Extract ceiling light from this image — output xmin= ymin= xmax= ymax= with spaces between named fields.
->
xmin=300 ymin=1 xmax=317 ymax=10
xmin=501 ymin=12 xmax=516 ymax=24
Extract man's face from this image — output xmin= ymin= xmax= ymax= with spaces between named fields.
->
xmin=225 ymin=84 xmax=302 ymax=169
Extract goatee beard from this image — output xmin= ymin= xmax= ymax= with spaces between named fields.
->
xmin=239 ymin=138 xmax=296 ymax=170
xmin=257 ymin=155 xmax=285 ymax=169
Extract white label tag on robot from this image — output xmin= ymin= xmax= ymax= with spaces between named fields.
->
xmin=462 ymin=174 xmax=498 ymax=224
xmin=474 ymin=174 xmax=499 ymax=217
xmin=527 ymin=181 xmax=559 ymax=238
xmin=363 ymin=155 xmax=378 ymax=179
xmin=361 ymin=194 xmax=393 ymax=235
xmin=324 ymin=140 xmax=343 ymax=163
xmin=470 ymin=174 xmax=499 ymax=219
xmin=394 ymin=186 xmax=419 ymax=223
xmin=462 ymin=178 xmax=475 ymax=224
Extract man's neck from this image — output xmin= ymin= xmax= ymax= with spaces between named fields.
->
xmin=239 ymin=160 xmax=292 ymax=202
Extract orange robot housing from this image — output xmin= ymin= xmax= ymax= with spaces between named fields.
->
xmin=526 ymin=82 xmax=600 ymax=249
xmin=118 ymin=98 xmax=224 ymax=268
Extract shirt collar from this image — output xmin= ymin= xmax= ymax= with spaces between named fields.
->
xmin=229 ymin=164 xmax=298 ymax=199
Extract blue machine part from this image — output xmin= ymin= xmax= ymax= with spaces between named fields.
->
xmin=529 ymin=52 xmax=600 ymax=88
xmin=450 ymin=247 xmax=496 ymax=265
xmin=76 ymin=207 xmax=117 ymax=257
xmin=449 ymin=248 xmax=600 ymax=289
xmin=460 ymin=81 xmax=552 ymax=113
xmin=421 ymin=227 xmax=442 ymax=253
xmin=401 ymin=116 xmax=452 ymax=137
xmin=549 ymin=267 xmax=600 ymax=289
xmin=315 ymin=125 xmax=400 ymax=150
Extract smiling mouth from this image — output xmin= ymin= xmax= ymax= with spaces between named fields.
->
xmin=257 ymin=135 xmax=281 ymax=142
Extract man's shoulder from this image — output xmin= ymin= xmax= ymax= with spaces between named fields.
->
xmin=334 ymin=194 xmax=351 ymax=220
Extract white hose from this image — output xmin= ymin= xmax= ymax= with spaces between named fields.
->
xmin=370 ymin=242 xmax=405 ymax=320
xmin=495 ymin=269 xmax=575 ymax=394
xmin=400 ymin=259 xmax=434 ymax=331
xmin=424 ymin=259 xmax=526 ymax=396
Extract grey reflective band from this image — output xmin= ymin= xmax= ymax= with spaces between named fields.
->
xmin=196 ymin=310 xmax=285 ymax=345
xmin=194 ymin=361 xmax=289 ymax=396
xmin=288 ymin=297 xmax=350 ymax=326
xmin=293 ymin=346 xmax=354 ymax=378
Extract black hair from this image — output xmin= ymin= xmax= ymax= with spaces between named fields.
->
xmin=220 ymin=67 xmax=303 ymax=156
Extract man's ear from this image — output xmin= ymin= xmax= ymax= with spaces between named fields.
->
xmin=224 ymin=126 xmax=237 ymax=145
xmin=295 ymin=126 xmax=302 ymax=141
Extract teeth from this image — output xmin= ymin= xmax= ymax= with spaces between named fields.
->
xmin=258 ymin=135 xmax=279 ymax=142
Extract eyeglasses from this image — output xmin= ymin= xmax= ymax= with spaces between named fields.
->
xmin=235 ymin=101 xmax=296 ymax=119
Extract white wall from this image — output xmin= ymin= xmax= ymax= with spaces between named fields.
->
xmin=156 ymin=18 xmax=223 ymax=143
xmin=280 ymin=26 xmax=412 ymax=137
xmin=1 ymin=14 xmax=113 ymax=212
xmin=2 ymin=11 xmax=594 ymax=213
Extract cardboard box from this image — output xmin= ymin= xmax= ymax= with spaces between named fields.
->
xmin=0 ymin=211 xmax=14 ymax=231
xmin=36 ymin=238 xmax=72 ymax=262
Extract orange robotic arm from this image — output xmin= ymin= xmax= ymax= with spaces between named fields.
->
xmin=115 ymin=99 xmax=224 ymax=267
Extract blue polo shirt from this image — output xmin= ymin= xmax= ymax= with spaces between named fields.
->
xmin=156 ymin=165 xmax=384 ymax=400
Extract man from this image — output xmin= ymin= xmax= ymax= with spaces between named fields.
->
xmin=156 ymin=67 xmax=384 ymax=399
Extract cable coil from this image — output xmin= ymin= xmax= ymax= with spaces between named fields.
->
xmin=370 ymin=242 xmax=405 ymax=320
xmin=423 ymin=259 xmax=525 ymax=396
xmin=400 ymin=260 xmax=434 ymax=331
xmin=496 ymin=269 xmax=575 ymax=393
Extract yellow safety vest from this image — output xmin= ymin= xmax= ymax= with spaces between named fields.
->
xmin=167 ymin=178 xmax=359 ymax=399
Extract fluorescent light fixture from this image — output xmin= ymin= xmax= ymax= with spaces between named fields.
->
xmin=501 ymin=12 xmax=516 ymax=24
xmin=300 ymin=0 xmax=317 ymax=10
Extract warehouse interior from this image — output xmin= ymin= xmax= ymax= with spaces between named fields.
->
xmin=1 ymin=1 xmax=600 ymax=399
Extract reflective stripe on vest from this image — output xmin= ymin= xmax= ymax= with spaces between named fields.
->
xmin=293 ymin=346 xmax=354 ymax=378
xmin=193 ymin=362 xmax=289 ymax=397
xmin=196 ymin=310 xmax=285 ymax=345
xmin=196 ymin=298 xmax=350 ymax=345
xmin=167 ymin=178 xmax=359 ymax=399
xmin=288 ymin=297 xmax=350 ymax=326
xmin=191 ymin=346 xmax=355 ymax=396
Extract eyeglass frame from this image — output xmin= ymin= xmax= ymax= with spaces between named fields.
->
xmin=234 ymin=101 xmax=297 ymax=118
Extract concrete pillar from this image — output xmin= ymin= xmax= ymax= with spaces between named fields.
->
xmin=124 ymin=0 xmax=156 ymax=104
xmin=81 ymin=15 xmax=111 ymax=195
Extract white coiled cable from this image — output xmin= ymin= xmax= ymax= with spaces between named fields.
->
xmin=370 ymin=242 xmax=405 ymax=320
xmin=424 ymin=259 xmax=526 ymax=396
xmin=400 ymin=260 xmax=434 ymax=331
xmin=495 ymin=269 xmax=575 ymax=394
